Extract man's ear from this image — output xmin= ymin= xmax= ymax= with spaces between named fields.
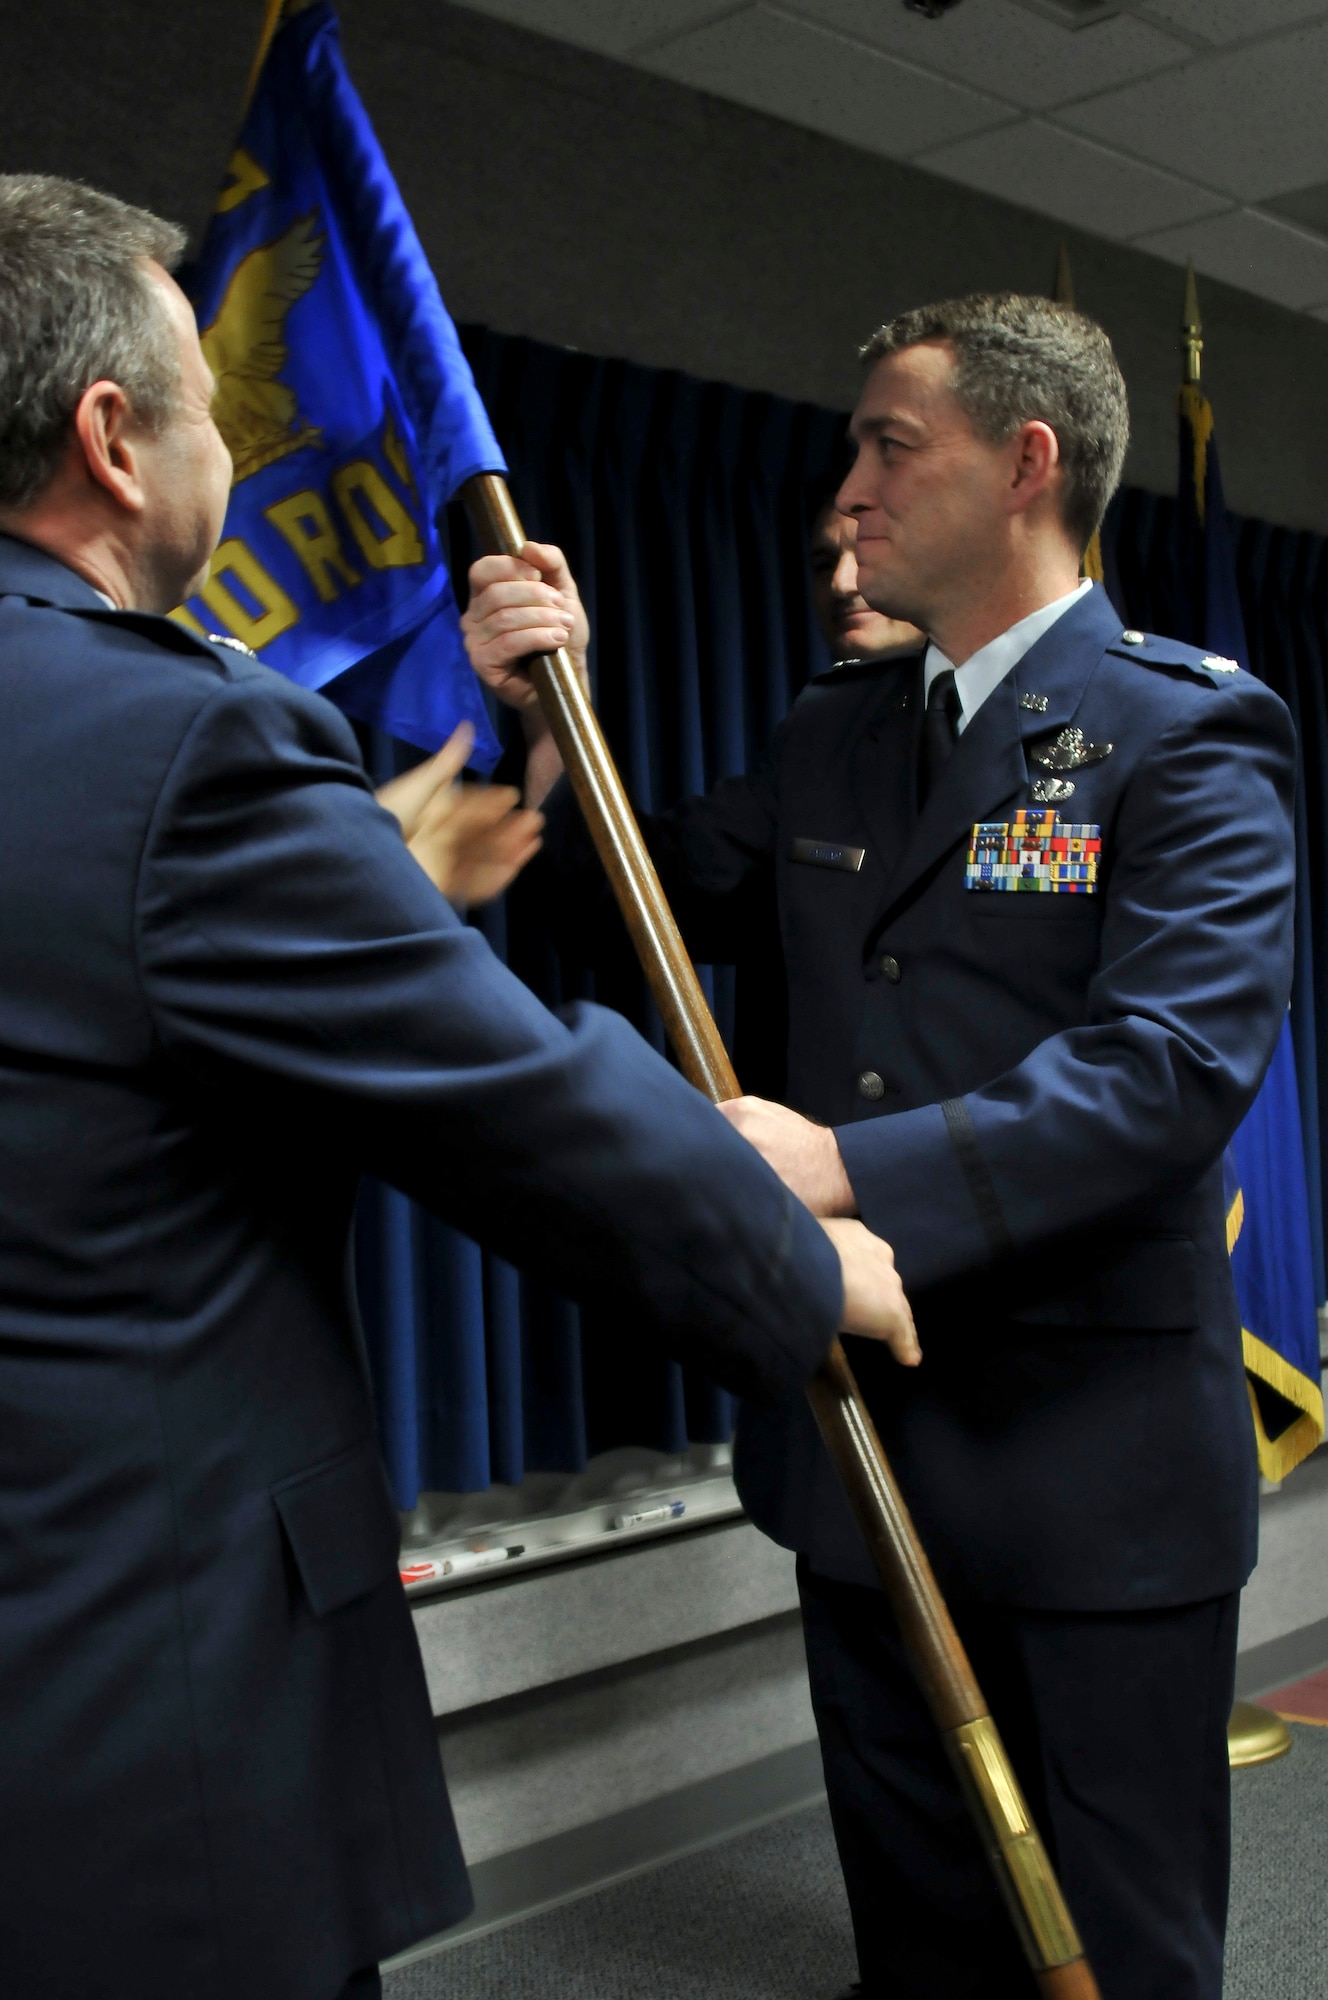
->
xmin=72 ymin=380 xmax=147 ymax=515
xmin=1007 ymin=419 xmax=1060 ymax=517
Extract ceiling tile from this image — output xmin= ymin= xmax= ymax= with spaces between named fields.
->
xmin=445 ymin=0 xmax=732 ymax=57
xmin=917 ymin=119 xmax=1229 ymax=239
xmin=643 ymin=5 xmax=1016 ymax=158
xmin=1133 ymin=206 xmax=1328 ymax=310
xmin=1061 ymin=19 xmax=1328 ymax=199
xmin=1134 ymin=1 xmax=1328 ymax=45
xmin=785 ymin=0 xmax=1187 ymax=109
xmin=1264 ymin=180 xmax=1328 ymax=237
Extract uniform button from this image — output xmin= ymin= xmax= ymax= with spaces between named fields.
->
xmin=1120 ymin=629 xmax=1145 ymax=645
xmin=879 ymin=954 xmax=901 ymax=983
xmin=857 ymin=1071 xmax=885 ymax=1101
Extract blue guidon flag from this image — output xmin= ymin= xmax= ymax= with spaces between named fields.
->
xmin=1176 ymin=338 xmax=1325 ymax=1478
xmin=177 ymin=0 xmax=505 ymax=762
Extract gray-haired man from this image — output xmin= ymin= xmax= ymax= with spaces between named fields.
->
xmin=0 ymin=174 xmax=915 ymax=2000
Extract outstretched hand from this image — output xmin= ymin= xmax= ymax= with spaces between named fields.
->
xmin=819 ymin=1218 xmax=920 ymax=1368
xmin=375 ymin=722 xmax=544 ymax=906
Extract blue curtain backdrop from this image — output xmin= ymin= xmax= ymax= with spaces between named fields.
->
xmin=358 ymin=328 xmax=844 ymax=1506
xmin=357 ymin=327 xmax=1328 ymax=1508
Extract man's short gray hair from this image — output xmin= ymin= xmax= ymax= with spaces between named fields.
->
xmin=0 ymin=175 xmax=187 ymax=512
xmin=860 ymin=294 xmax=1129 ymax=551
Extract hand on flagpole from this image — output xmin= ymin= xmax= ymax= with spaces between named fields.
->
xmin=718 ymin=1095 xmax=858 ymax=1218
xmin=462 ymin=542 xmax=591 ymax=807
xmin=818 ymin=1218 xmax=920 ymax=1366
xmin=719 ymin=1098 xmax=917 ymax=1358
xmin=376 ymin=722 xmax=544 ymax=906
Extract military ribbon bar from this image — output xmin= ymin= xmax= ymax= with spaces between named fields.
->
xmin=965 ymin=810 xmax=1101 ymax=893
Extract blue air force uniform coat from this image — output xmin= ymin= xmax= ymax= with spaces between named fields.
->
xmin=542 ymin=584 xmax=1296 ymax=1611
xmin=0 ymin=536 xmax=843 ymax=2000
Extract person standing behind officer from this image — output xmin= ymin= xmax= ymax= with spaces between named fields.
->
xmin=462 ymin=294 xmax=1296 ymax=2000
xmin=0 ymin=174 xmax=921 ymax=2000
xmin=807 ymin=481 xmax=922 ymax=667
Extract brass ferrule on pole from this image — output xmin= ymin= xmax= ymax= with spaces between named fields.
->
xmin=947 ymin=1716 xmax=1084 ymax=1972
xmin=460 ymin=472 xmax=1101 ymax=1999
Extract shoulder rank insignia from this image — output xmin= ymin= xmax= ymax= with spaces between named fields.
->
xmin=208 ymin=632 xmax=256 ymax=656
xmin=1202 ymin=654 xmax=1239 ymax=673
xmin=1029 ymin=725 xmax=1113 ymax=773
xmin=965 ymin=809 xmax=1100 ymax=894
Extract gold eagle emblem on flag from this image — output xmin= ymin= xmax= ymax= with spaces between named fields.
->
xmin=199 ymin=212 xmax=325 ymax=483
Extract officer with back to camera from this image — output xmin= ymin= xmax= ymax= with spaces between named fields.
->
xmin=462 ymin=293 xmax=1296 ymax=2000
xmin=0 ymin=173 xmax=921 ymax=2000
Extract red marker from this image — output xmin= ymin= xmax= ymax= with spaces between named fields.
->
xmin=399 ymin=1544 xmax=525 ymax=1587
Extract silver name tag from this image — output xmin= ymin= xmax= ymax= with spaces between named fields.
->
xmin=790 ymin=837 xmax=865 ymax=874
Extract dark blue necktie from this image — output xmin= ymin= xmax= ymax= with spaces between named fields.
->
xmin=919 ymin=667 xmax=962 ymax=808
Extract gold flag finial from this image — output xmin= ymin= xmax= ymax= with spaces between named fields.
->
xmin=1181 ymin=259 xmax=1203 ymax=385
xmin=1053 ymin=242 xmax=1075 ymax=308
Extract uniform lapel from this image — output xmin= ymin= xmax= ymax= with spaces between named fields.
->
xmin=851 ymin=654 xmax=923 ymax=884
xmin=875 ymin=585 xmax=1122 ymax=922
xmin=879 ymin=673 xmax=1025 ymax=915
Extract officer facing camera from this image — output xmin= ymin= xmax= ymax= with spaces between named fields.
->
xmin=462 ymin=292 xmax=1296 ymax=2000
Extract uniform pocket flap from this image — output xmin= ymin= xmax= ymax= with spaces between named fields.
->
xmin=1004 ymin=1234 xmax=1198 ymax=1330
xmin=272 ymin=1441 xmax=400 ymax=1617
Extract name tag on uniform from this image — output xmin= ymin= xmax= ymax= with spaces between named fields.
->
xmin=790 ymin=837 xmax=865 ymax=874
xmin=965 ymin=809 xmax=1101 ymax=894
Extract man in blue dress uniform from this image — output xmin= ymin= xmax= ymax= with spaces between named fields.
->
xmin=0 ymin=175 xmax=919 ymax=2000
xmin=463 ymin=294 xmax=1296 ymax=1999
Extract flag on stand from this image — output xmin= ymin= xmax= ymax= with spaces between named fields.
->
xmin=1051 ymin=244 xmax=1109 ymax=593
xmin=1176 ymin=269 xmax=1324 ymax=1480
xmin=178 ymin=0 xmax=504 ymax=761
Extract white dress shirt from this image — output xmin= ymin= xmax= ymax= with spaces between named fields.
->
xmin=923 ymin=579 xmax=1092 ymax=735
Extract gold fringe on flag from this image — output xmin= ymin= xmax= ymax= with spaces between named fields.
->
xmin=1243 ymin=1331 xmax=1326 ymax=1482
xmin=1228 ymin=1184 xmax=1325 ymax=1479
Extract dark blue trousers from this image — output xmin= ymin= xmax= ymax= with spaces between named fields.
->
xmin=797 ymin=1560 xmax=1238 ymax=2000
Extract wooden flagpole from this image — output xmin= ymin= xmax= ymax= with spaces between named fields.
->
xmin=221 ymin=3 xmax=1094 ymax=1984
xmin=461 ymin=472 xmax=1101 ymax=1999
xmin=241 ymin=0 xmax=287 ymax=118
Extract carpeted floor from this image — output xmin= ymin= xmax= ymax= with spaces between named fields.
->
xmin=1225 ymin=1721 xmax=1328 ymax=2000
xmin=385 ymin=1723 xmax=1328 ymax=1999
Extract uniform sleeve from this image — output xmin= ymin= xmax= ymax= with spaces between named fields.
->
xmin=836 ymin=679 xmax=1297 ymax=1291
xmin=133 ymin=673 xmax=841 ymax=1403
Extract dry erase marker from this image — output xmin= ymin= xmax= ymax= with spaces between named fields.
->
xmin=399 ymin=1545 xmax=525 ymax=1586
xmin=612 ymin=1501 xmax=686 ymax=1531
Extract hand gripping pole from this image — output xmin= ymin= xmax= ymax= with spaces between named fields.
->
xmin=461 ymin=472 xmax=1100 ymax=2000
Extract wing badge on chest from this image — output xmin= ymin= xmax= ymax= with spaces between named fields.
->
xmin=1026 ymin=725 xmax=1113 ymax=803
